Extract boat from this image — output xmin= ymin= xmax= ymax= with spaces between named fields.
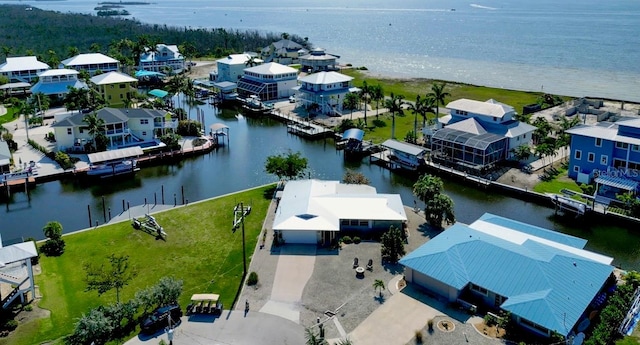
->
xmin=87 ymin=159 xmax=139 ymax=178
xmin=238 ymin=95 xmax=274 ymax=115
xmin=547 ymin=193 xmax=592 ymax=216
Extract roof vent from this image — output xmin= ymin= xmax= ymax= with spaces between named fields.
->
xmin=573 ymin=262 xmax=577 ymax=267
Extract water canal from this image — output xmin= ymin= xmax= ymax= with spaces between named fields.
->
xmin=2 ymin=102 xmax=640 ymax=270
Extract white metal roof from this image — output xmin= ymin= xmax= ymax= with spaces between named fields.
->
xmin=381 ymin=139 xmax=427 ymax=156
xmin=38 ymin=69 xmax=79 ymax=77
xmin=0 ymin=242 xmax=38 ymax=267
xmin=245 ymin=62 xmax=297 ymax=75
xmin=446 ymin=118 xmax=487 ymax=135
xmin=217 ymin=53 xmax=262 ymax=66
xmin=273 ymin=180 xmax=406 ymax=232
xmin=504 ymin=121 xmax=536 ymax=138
xmin=88 ymin=146 xmax=144 ymax=164
xmin=299 ymin=71 xmax=352 ymax=85
xmin=61 ymin=53 xmax=118 ymax=66
xmin=0 ymin=56 xmax=49 ymax=72
xmin=447 ymin=98 xmax=515 ymax=118
xmin=91 ymin=71 xmax=137 ymax=85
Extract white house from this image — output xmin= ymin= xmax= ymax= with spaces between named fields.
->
xmin=293 ymin=71 xmax=360 ymax=116
xmin=51 ymin=108 xmax=175 ymax=151
xmin=299 ymin=47 xmax=339 ymax=73
xmin=139 ymin=44 xmax=185 ymax=74
xmin=213 ymin=53 xmax=262 ymax=83
xmin=0 ymin=241 xmax=38 ymax=309
xmin=273 ymin=180 xmax=407 ymax=245
xmin=0 ymin=56 xmax=49 ymax=83
xmin=236 ymin=62 xmax=297 ymax=101
xmin=431 ymin=99 xmax=536 ymax=169
xmin=60 ymin=53 xmax=120 ymax=76
xmin=30 ymin=69 xmax=88 ymax=99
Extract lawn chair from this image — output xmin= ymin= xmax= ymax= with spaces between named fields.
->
xmin=366 ymin=259 xmax=373 ymax=271
xmin=353 ymin=257 xmax=359 ymax=268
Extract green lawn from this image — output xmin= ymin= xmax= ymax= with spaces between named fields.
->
xmin=362 ymin=112 xmax=420 ymax=144
xmin=342 ymin=69 xmax=571 ymax=114
xmin=0 ymin=106 xmax=17 ymax=126
xmin=3 ymin=185 xmax=273 ymax=345
xmin=532 ymin=166 xmax=583 ymax=195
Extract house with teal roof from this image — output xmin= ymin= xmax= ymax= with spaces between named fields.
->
xmin=400 ymin=213 xmax=614 ymax=338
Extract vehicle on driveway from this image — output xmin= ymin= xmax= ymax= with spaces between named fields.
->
xmin=140 ymin=304 xmax=182 ymax=334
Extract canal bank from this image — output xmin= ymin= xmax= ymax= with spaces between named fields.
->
xmin=3 ymin=103 xmax=640 ymax=270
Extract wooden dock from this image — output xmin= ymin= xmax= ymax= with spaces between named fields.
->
xmin=1 ymin=174 xmax=36 ymax=197
xmin=269 ymin=110 xmax=334 ymax=139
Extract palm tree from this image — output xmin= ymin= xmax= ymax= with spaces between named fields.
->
xmin=373 ymin=279 xmax=385 ymax=298
xmin=384 ymin=92 xmax=405 ymax=139
xmin=67 ymin=46 xmax=80 ymax=59
xmin=305 ymin=327 xmax=327 ymax=345
xmin=46 ymin=49 xmax=60 ymax=69
xmin=370 ymin=84 xmax=384 ymax=119
xmin=511 ymin=145 xmax=532 ymax=162
xmin=1 ymin=45 xmax=12 ymax=60
xmin=336 ymin=338 xmax=353 ymax=345
xmin=421 ymin=96 xmax=436 ymax=127
xmin=532 ymin=117 xmax=552 ymax=144
xmin=343 ymin=92 xmax=360 ymax=120
xmin=359 ymin=80 xmax=372 ymax=125
xmin=83 ymin=112 xmax=106 ymax=151
xmin=89 ymin=43 xmax=102 ymax=53
xmin=244 ymin=55 xmax=260 ymax=68
xmin=407 ymin=95 xmax=428 ymax=143
xmin=428 ymin=82 xmax=450 ymax=120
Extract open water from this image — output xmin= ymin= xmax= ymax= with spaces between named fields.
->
xmin=4 ymin=0 xmax=640 ymax=101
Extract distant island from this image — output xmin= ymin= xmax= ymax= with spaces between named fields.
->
xmin=97 ymin=9 xmax=130 ymax=16
xmin=98 ymin=1 xmax=151 ymax=5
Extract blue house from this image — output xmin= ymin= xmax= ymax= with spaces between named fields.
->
xmin=431 ymin=99 xmax=535 ymax=170
xmin=566 ymin=118 xmax=640 ymax=201
xmin=400 ymin=213 xmax=614 ymax=338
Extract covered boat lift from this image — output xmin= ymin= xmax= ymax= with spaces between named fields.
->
xmin=209 ymin=123 xmax=229 ymax=147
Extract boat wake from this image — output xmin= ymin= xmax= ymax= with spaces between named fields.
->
xmin=470 ymin=4 xmax=497 ymax=10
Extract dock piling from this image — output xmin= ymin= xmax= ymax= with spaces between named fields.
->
xmin=87 ymin=205 xmax=92 ymax=228
xmin=102 ymin=196 xmax=106 ymax=223
xmin=162 ymin=185 xmax=165 ymax=204
xmin=181 ymin=185 xmax=185 ymax=205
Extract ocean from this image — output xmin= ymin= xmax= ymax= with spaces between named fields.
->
xmin=4 ymin=0 xmax=640 ymax=101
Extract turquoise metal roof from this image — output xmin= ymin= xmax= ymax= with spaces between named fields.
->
xmin=148 ymin=89 xmax=169 ymax=98
xmin=342 ymin=128 xmax=364 ymax=141
xmin=400 ymin=216 xmax=613 ymax=337
xmin=30 ymin=81 xmax=87 ymax=95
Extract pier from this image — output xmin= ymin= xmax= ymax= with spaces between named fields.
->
xmin=269 ymin=110 xmax=334 ymax=139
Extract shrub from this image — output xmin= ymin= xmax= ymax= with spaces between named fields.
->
xmin=353 ymin=236 xmax=361 ymax=244
xmin=372 ymin=119 xmax=386 ymax=128
xmin=484 ymin=314 xmax=497 ymax=327
xmin=342 ymin=236 xmax=353 ymax=244
xmin=23 ymin=305 xmax=33 ymax=312
xmin=415 ymin=329 xmax=423 ymax=344
xmin=247 ymin=271 xmax=258 ymax=286
xmin=41 ymin=238 xmax=65 ymax=256
xmin=427 ymin=318 xmax=434 ymax=331
xmin=177 ymin=120 xmax=201 ymax=136
xmin=3 ymin=320 xmax=18 ymax=331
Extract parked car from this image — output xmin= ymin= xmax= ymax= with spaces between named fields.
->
xmin=140 ymin=304 xmax=182 ymax=334
xmin=289 ymin=95 xmax=296 ymax=103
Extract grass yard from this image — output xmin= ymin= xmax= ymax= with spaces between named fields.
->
xmin=0 ymin=106 xmax=17 ymax=126
xmin=533 ymin=168 xmax=583 ymax=194
xmin=363 ymin=112 xmax=421 ymax=144
xmin=342 ymin=69 xmax=570 ymax=114
xmin=2 ymin=184 xmax=273 ymax=345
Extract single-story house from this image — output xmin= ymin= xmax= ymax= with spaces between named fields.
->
xmin=272 ymin=179 xmax=407 ymax=245
xmin=400 ymin=213 xmax=614 ymax=338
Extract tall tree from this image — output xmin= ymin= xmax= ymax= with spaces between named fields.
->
xmin=359 ymin=80 xmax=372 ymax=125
xmin=83 ymin=112 xmax=106 ymax=151
xmin=84 ymin=254 xmax=135 ymax=303
xmin=384 ymin=92 xmax=405 ymax=139
xmin=380 ymin=225 xmax=405 ymax=263
xmin=89 ymin=43 xmax=102 ymax=53
xmin=343 ymin=92 xmax=360 ymax=120
xmin=370 ymin=84 xmax=384 ymax=119
xmin=428 ymin=82 xmax=450 ymax=120
xmin=244 ymin=55 xmax=260 ymax=67
xmin=1 ymin=45 xmax=12 ymax=60
xmin=67 ymin=46 xmax=80 ymax=58
xmin=265 ymin=151 xmax=308 ymax=181
xmin=413 ymin=174 xmax=455 ymax=228
xmin=343 ymin=169 xmax=370 ymax=185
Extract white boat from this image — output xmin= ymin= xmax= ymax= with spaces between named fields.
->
xmin=239 ymin=95 xmax=274 ymax=114
xmin=87 ymin=160 xmax=139 ymax=178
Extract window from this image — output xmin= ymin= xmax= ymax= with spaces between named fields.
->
xmin=633 ymin=145 xmax=640 ymax=152
xmin=601 ymin=155 xmax=608 ymax=165
xmin=616 ymin=142 xmax=629 ymax=149
xmin=140 ymin=119 xmax=149 ymax=125
xmin=67 ymin=128 xmax=72 ymax=135
xmin=142 ymin=131 xmax=147 ymax=136
xmin=595 ymin=138 xmax=602 ymax=147
xmin=588 ymin=152 xmax=595 ymax=162
xmin=119 ymin=84 xmax=126 ymax=89
xmin=470 ymin=283 xmax=488 ymax=295
xmin=359 ymin=220 xmax=368 ymax=226
xmin=573 ymin=165 xmax=580 ymax=173
xmin=575 ymin=150 xmax=582 ymax=160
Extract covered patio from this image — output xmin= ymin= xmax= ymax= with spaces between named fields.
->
xmin=594 ymin=175 xmax=639 ymax=202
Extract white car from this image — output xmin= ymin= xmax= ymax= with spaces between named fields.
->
xmin=289 ymin=96 xmax=296 ymax=103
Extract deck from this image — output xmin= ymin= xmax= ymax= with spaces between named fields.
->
xmin=269 ymin=111 xmax=334 ymax=139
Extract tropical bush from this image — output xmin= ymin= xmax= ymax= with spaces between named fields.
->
xmin=353 ymin=236 xmax=361 ymax=244
xmin=247 ymin=271 xmax=259 ymax=286
xmin=341 ymin=236 xmax=353 ymax=244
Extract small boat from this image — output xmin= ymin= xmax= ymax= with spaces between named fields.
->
xmin=547 ymin=193 xmax=591 ymax=216
xmin=87 ymin=160 xmax=139 ymax=178
xmin=239 ymin=95 xmax=274 ymax=115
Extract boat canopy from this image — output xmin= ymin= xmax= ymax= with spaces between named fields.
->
xmin=190 ymin=293 xmax=220 ymax=303
xmin=148 ymin=89 xmax=169 ymax=98
xmin=88 ymin=147 xmax=144 ymax=164
xmin=381 ymin=139 xmax=426 ymax=156
xmin=595 ymin=175 xmax=639 ymax=191
xmin=209 ymin=123 xmax=229 ymax=131
xmin=342 ymin=128 xmax=364 ymax=142
xmin=135 ymin=70 xmax=165 ymax=78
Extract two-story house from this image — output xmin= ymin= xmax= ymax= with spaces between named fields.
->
xmin=51 ymin=108 xmax=176 ymax=152
xmin=90 ymin=71 xmax=137 ymax=107
xmin=139 ymin=44 xmax=185 ymax=74
xmin=0 ymin=56 xmax=49 ymax=83
xmin=431 ymin=99 xmax=535 ymax=170
xmin=260 ymin=39 xmax=307 ymax=65
xmin=292 ymin=71 xmax=360 ymax=116
xmin=566 ymin=118 xmax=640 ymax=201
xmin=299 ymin=48 xmax=339 ymax=73
xmin=213 ymin=54 xmax=262 ymax=83
xmin=60 ymin=53 xmax=120 ymax=76
xmin=236 ymin=62 xmax=297 ymax=101
xmin=30 ymin=69 xmax=88 ymax=99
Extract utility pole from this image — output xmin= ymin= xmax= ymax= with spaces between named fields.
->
xmin=235 ymin=202 xmax=247 ymax=277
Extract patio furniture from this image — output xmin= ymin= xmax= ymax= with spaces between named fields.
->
xmin=355 ymin=266 xmax=365 ymax=277
xmin=366 ymin=259 xmax=373 ymax=271
xmin=353 ymin=257 xmax=359 ymax=268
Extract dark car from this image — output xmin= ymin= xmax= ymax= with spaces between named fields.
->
xmin=140 ymin=304 xmax=182 ymax=334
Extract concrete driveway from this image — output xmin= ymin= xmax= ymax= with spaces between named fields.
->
xmin=347 ymin=285 xmax=455 ymax=345
xmin=124 ymin=310 xmax=304 ymax=345
xmin=260 ymin=245 xmax=316 ymax=323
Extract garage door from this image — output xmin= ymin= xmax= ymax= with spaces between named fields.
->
xmin=282 ymin=230 xmax=317 ymax=244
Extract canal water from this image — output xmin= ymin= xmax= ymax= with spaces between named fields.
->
xmin=2 ymin=102 xmax=640 ymax=269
